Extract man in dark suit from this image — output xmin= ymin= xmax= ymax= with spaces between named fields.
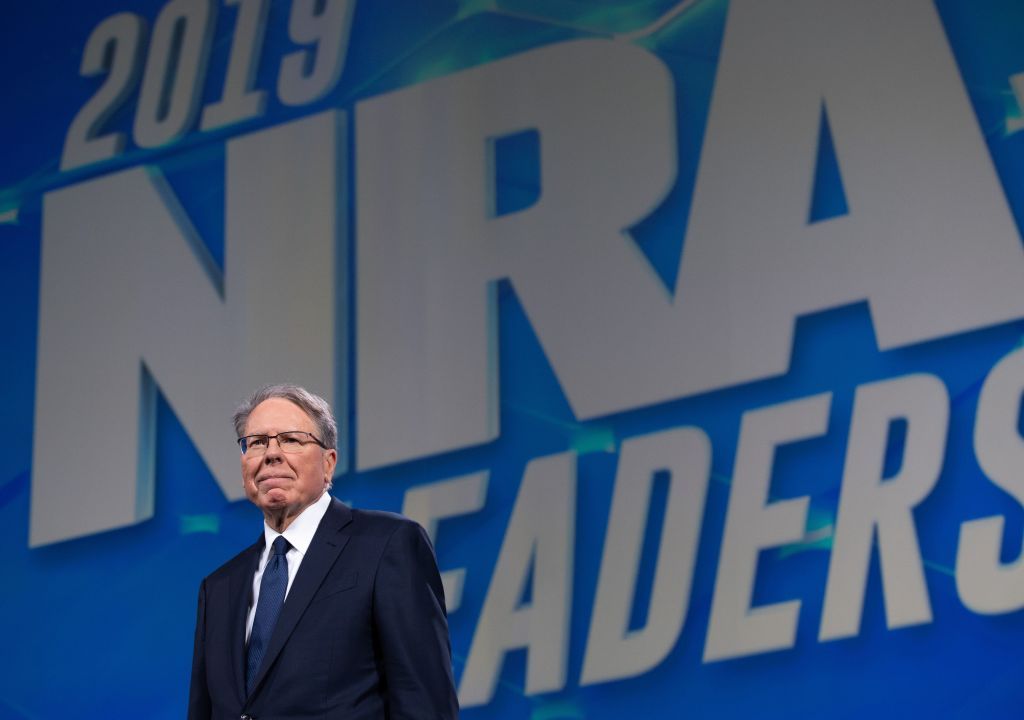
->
xmin=188 ymin=384 xmax=459 ymax=719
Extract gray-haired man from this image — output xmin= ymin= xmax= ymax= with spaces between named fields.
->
xmin=189 ymin=384 xmax=459 ymax=719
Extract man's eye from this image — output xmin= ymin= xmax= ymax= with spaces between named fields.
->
xmin=280 ymin=433 xmax=303 ymax=446
xmin=249 ymin=436 xmax=270 ymax=448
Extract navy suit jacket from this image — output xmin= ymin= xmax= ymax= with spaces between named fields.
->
xmin=188 ymin=498 xmax=459 ymax=719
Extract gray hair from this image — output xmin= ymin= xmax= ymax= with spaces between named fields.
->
xmin=233 ymin=383 xmax=339 ymax=451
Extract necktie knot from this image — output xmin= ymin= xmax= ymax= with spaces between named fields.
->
xmin=271 ymin=536 xmax=290 ymax=556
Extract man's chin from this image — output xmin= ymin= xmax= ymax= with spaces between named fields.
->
xmin=259 ymin=490 xmax=290 ymax=509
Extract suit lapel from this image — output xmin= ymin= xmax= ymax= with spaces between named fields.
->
xmin=248 ymin=498 xmax=353 ymax=697
xmin=230 ymin=538 xmax=264 ymax=703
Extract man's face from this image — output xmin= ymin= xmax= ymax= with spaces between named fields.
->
xmin=241 ymin=397 xmax=337 ymax=522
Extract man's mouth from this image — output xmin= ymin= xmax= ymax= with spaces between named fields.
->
xmin=257 ymin=476 xmax=292 ymax=488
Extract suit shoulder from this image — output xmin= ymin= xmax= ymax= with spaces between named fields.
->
xmin=349 ymin=508 xmax=434 ymax=550
xmin=351 ymin=507 xmax=423 ymax=535
xmin=200 ymin=539 xmax=261 ymax=584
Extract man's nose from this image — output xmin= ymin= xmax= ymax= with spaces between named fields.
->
xmin=262 ymin=436 xmax=285 ymax=461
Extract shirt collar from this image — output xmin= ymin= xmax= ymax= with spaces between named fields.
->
xmin=262 ymin=489 xmax=332 ymax=557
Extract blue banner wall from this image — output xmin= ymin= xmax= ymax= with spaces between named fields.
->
xmin=5 ymin=1 xmax=1024 ymax=717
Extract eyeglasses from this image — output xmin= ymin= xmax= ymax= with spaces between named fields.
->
xmin=237 ymin=430 xmax=327 ymax=455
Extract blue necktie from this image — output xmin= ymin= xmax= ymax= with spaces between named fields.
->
xmin=247 ymin=535 xmax=290 ymax=694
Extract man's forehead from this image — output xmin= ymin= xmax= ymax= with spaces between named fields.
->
xmin=245 ymin=397 xmax=316 ymax=432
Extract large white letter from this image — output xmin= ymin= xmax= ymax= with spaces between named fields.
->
xmin=402 ymin=471 xmax=488 ymax=613
xmin=957 ymin=348 xmax=1024 ymax=614
xmin=357 ymin=2 xmax=1024 ymax=470
xmin=32 ymin=111 xmax=344 ymax=546
xmin=704 ymin=393 xmax=830 ymax=662
xmin=819 ymin=374 xmax=947 ymax=641
xmin=459 ymin=452 xmax=575 ymax=707
xmin=581 ymin=427 xmax=710 ymax=685
xmin=355 ymin=39 xmax=676 ymax=469
xmin=680 ymin=0 xmax=1024 ymax=400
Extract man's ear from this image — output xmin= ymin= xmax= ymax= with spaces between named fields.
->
xmin=323 ymin=448 xmax=338 ymax=481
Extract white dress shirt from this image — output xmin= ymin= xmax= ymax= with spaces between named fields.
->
xmin=245 ymin=490 xmax=333 ymax=643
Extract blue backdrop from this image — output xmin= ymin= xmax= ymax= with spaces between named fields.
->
xmin=5 ymin=1 xmax=1024 ymax=717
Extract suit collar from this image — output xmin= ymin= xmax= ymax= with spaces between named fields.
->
xmin=229 ymin=537 xmax=264 ymax=703
xmin=247 ymin=497 xmax=353 ymax=698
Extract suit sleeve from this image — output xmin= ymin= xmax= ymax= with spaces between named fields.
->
xmin=373 ymin=520 xmax=460 ymax=719
xmin=187 ymin=579 xmax=213 ymax=720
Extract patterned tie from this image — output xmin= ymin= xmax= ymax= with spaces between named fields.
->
xmin=246 ymin=535 xmax=290 ymax=694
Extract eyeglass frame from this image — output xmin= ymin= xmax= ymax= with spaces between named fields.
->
xmin=237 ymin=430 xmax=328 ymax=455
